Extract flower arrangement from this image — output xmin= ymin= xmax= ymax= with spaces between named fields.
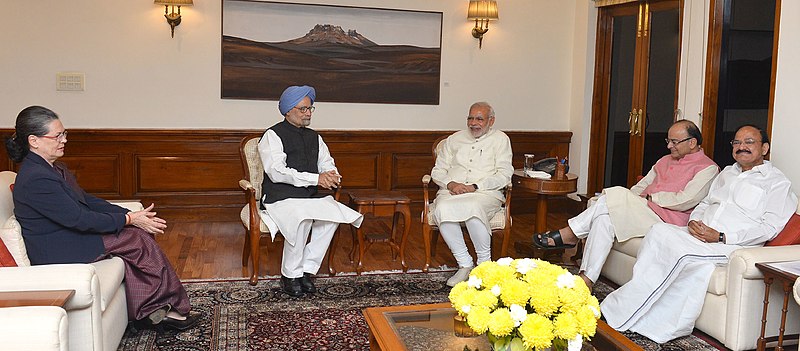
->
xmin=449 ymin=258 xmax=601 ymax=351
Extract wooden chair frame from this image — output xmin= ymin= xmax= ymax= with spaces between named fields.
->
xmin=238 ymin=135 xmax=339 ymax=285
xmin=420 ymin=135 xmax=513 ymax=272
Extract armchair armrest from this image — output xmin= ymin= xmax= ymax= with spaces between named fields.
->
xmin=0 ymin=263 xmax=103 ymax=310
xmin=108 ymin=200 xmax=143 ymax=212
xmin=728 ymin=245 xmax=800 ymax=279
xmin=0 ymin=306 xmax=69 ymax=351
xmin=239 ymin=179 xmax=254 ymax=191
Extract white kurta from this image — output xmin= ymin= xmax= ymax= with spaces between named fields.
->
xmin=600 ymin=161 xmax=797 ymax=343
xmin=257 ymin=129 xmax=363 ymax=247
xmin=430 ymin=129 xmax=514 ymax=231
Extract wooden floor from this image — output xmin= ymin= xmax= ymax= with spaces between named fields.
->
xmin=156 ymin=209 xmax=579 ymax=280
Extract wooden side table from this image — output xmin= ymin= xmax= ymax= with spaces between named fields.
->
xmin=756 ymin=261 xmax=800 ymax=351
xmin=346 ymin=189 xmax=411 ymax=275
xmin=0 ymin=289 xmax=75 ymax=308
xmin=512 ymin=170 xmax=578 ymax=261
xmin=512 ymin=170 xmax=578 ymax=233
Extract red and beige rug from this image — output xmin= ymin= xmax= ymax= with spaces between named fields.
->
xmin=118 ymin=271 xmax=720 ymax=350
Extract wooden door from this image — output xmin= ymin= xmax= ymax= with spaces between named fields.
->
xmin=588 ymin=0 xmax=682 ymax=195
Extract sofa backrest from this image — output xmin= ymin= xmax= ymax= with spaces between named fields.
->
xmin=0 ymin=171 xmax=16 ymax=223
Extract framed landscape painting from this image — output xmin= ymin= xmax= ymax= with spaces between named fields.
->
xmin=221 ymin=0 xmax=443 ymax=105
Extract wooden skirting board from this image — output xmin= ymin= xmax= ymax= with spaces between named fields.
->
xmin=0 ymin=129 xmax=572 ymax=221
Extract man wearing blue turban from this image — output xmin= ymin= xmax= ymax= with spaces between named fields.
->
xmin=257 ymin=85 xmax=363 ymax=297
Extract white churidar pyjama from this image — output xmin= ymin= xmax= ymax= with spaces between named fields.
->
xmin=439 ymin=218 xmax=492 ymax=268
xmin=280 ymin=219 xmax=338 ymax=278
xmin=566 ymin=195 xmax=615 ymax=283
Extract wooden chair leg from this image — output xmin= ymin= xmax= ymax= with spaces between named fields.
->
xmin=249 ymin=227 xmax=261 ymax=286
xmin=242 ymin=226 xmax=251 ymax=266
xmin=500 ymin=227 xmax=512 ymax=258
xmin=422 ymin=225 xmax=432 ymax=272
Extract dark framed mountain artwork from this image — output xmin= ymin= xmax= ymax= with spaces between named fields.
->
xmin=221 ymin=1 xmax=443 ymax=105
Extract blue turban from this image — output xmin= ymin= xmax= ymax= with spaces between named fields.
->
xmin=278 ymin=85 xmax=316 ymax=116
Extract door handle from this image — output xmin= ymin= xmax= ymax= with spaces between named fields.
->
xmin=635 ymin=109 xmax=643 ymax=136
xmin=629 ymin=109 xmax=636 ymax=135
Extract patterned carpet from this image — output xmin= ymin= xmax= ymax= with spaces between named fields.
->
xmin=117 ymin=271 xmax=720 ymax=351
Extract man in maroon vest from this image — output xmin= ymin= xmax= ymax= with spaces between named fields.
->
xmin=532 ymin=120 xmax=718 ymax=290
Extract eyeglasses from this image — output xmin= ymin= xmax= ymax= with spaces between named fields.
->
xmin=730 ymin=138 xmax=761 ymax=146
xmin=665 ymin=137 xmax=693 ymax=146
xmin=293 ymin=106 xmax=315 ymax=113
xmin=38 ymin=130 xmax=68 ymax=142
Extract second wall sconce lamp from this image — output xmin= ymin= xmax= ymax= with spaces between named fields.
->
xmin=155 ymin=0 xmax=193 ymax=38
xmin=467 ymin=0 xmax=498 ymax=49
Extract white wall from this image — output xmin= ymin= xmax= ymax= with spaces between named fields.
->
xmin=0 ymin=0 xmax=578 ymax=132
xmin=770 ymin=0 xmax=800 ymax=190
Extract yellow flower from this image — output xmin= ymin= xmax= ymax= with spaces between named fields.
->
xmin=518 ymin=313 xmax=554 ymax=350
xmin=553 ymin=311 xmax=579 ymax=340
xmin=473 ymin=289 xmax=500 ymax=310
xmin=473 ymin=261 xmax=517 ymax=288
xmin=529 ymin=282 xmax=560 ymax=317
xmin=499 ymin=276 xmax=530 ymax=307
xmin=576 ymin=307 xmax=598 ymax=337
xmin=487 ymin=307 xmax=516 ymax=337
xmin=466 ymin=306 xmax=492 ymax=333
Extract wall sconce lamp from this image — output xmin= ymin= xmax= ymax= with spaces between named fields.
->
xmin=155 ymin=0 xmax=193 ymax=38
xmin=467 ymin=0 xmax=498 ymax=49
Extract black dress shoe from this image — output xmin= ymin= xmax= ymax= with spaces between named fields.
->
xmin=281 ymin=275 xmax=304 ymax=297
xmin=300 ymin=272 xmax=317 ymax=294
xmin=158 ymin=311 xmax=202 ymax=331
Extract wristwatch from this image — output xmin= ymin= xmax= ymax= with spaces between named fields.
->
xmin=718 ymin=232 xmax=725 ymax=243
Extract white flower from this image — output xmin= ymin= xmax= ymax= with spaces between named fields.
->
xmin=515 ymin=258 xmax=536 ymax=274
xmin=556 ymin=272 xmax=576 ymax=289
xmin=468 ymin=275 xmax=483 ymax=289
xmin=497 ymin=257 xmax=514 ymax=266
xmin=461 ymin=305 xmax=471 ymax=314
xmin=588 ymin=305 xmax=601 ymax=319
xmin=568 ymin=334 xmax=583 ymax=351
xmin=509 ymin=304 xmax=528 ymax=327
xmin=491 ymin=284 xmax=502 ymax=296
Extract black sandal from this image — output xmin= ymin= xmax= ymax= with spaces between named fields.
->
xmin=532 ymin=230 xmax=576 ymax=250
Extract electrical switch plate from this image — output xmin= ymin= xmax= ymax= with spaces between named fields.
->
xmin=56 ymin=72 xmax=85 ymax=91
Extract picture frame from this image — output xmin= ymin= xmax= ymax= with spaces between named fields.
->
xmin=221 ymin=0 xmax=443 ymax=105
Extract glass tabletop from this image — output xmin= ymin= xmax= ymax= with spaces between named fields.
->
xmin=383 ymin=307 xmax=491 ymax=351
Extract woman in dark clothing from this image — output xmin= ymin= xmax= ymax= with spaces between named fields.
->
xmin=5 ymin=105 xmax=200 ymax=331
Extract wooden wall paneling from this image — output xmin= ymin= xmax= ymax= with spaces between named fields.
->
xmin=0 ymin=129 xmax=572 ymax=221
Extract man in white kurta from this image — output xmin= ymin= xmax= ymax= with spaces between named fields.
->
xmin=531 ymin=120 xmax=718 ymax=290
xmin=601 ymin=125 xmax=798 ymax=343
xmin=431 ymin=102 xmax=514 ymax=286
xmin=258 ymin=85 xmax=363 ymax=297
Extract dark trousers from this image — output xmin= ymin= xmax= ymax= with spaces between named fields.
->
xmin=100 ymin=227 xmax=190 ymax=320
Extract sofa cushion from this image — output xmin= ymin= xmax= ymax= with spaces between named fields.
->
xmin=612 ymin=237 xmax=643 ymax=258
xmin=766 ymin=213 xmax=800 ymax=246
xmin=1 ymin=216 xmax=30 ymax=266
xmin=0 ymin=235 xmax=16 ymax=267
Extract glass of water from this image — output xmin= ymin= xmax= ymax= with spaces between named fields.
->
xmin=524 ymin=154 xmax=536 ymax=173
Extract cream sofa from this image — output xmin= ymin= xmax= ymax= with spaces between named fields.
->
xmin=0 ymin=171 xmax=138 ymax=351
xmin=600 ymin=206 xmax=800 ymax=351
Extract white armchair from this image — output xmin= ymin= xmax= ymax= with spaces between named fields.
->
xmin=0 ymin=171 xmax=136 ymax=351
xmin=601 ymin=208 xmax=800 ymax=350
